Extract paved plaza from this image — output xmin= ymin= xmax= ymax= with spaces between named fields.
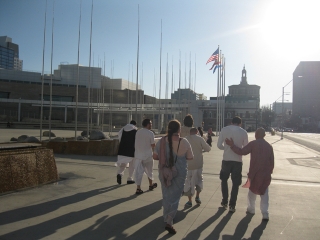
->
xmin=0 ymin=128 xmax=320 ymax=239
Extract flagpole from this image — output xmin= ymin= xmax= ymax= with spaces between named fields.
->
xmin=49 ymin=0 xmax=55 ymax=141
xmin=153 ymin=68 xmax=156 ymax=125
xmin=135 ymin=5 xmax=140 ymax=123
xmin=127 ymin=61 xmax=130 ymax=122
xmin=171 ymin=56 xmax=174 ymax=120
xmin=87 ymin=0 xmax=93 ymax=139
xmin=184 ymin=54 xmax=187 ymax=116
xmin=217 ymin=54 xmax=220 ymax=134
xmin=194 ymin=54 xmax=196 ymax=92
xmin=40 ymin=0 xmax=47 ymax=142
xmin=220 ymin=54 xmax=223 ymax=131
xmin=218 ymin=51 xmax=221 ymax=134
xmin=179 ymin=50 xmax=181 ymax=123
xmin=102 ymin=54 xmax=105 ymax=132
xmin=75 ymin=0 xmax=82 ymax=140
xmin=223 ymin=56 xmax=226 ymax=128
xmin=158 ymin=19 xmax=162 ymax=133
xmin=215 ymin=46 xmax=219 ymax=136
xmin=165 ymin=53 xmax=168 ymax=130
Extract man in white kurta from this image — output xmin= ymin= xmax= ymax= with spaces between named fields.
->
xmin=116 ymin=120 xmax=137 ymax=184
xmin=134 ymin=119 xmax=157 ymax=194
xmin=184 ymin=128 xmax=211 ymax=206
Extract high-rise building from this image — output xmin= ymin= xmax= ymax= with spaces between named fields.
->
xmin=0 ymin=36 xmax=23 ymax=71
xmin=293 ymin=61 xmax=320 ymax=124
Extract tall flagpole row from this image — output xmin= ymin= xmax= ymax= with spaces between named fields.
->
xmin=215 ymin=46 xmax=219 ymax=135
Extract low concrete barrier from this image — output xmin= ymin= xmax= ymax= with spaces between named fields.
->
xmin=0 ymin=146 xmax=59 ymax=194
xmin=42 ymin=139 xmax=119 ymax=156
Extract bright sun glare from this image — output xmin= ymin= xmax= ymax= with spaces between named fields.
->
xmin=260 ymin=0 xmax=320 ymax=58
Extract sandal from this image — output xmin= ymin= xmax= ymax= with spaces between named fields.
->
xmin=117 ymin=174 xmax=121 ymax=185
xmin=135 ymin=189 xmax=144 ymax=195
xmin=185 ymin=201 xmax=192 ymax=207
xmin=165 ymin=224 xmax=177 ymax=234
xmin=195 ymin=197 xmax=201 ymax=204
xmin=149 ymin=183 xmax=158 ymax=191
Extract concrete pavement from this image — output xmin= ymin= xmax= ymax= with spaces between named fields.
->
xmin=0 ymin=131 xmax=320 ymax=239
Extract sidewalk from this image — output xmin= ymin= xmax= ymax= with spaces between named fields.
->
xmin=0 ymin=133 xmax=320 ymax=239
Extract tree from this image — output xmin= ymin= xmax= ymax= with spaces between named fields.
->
xmin=261 ymin=105 xmax=276 ymax=128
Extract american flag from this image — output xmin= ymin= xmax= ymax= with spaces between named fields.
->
xmin=213 ymin=64 xmax=222 ymax=74
xmin=209 ymin=60 xmax=220 ymax=70
xmin=206 ymin=47 xmax=219 ymax=64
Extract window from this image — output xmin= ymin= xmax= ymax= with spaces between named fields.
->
xmin=0 ymin=92 xmax=10 ymax=99
xmin=43 ymin=95 xmax=73 ymax=102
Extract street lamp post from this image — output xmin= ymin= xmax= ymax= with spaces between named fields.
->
xmin=281 ymin=80 xmax=293 ymax=140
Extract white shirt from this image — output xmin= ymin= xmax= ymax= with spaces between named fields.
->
xmin=186 ymin=134 xmax=211 ymax=170
xmin=217 ymin=125 xmax=248 ymax=162
xmin=118 ymin=124 xmax=137 ymax=142
xmin=134 ymin=128 xmax=155 ymax=160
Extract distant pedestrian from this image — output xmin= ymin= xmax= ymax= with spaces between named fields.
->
xmin=217 ymin=116 xmax=248 ymax=213
xmin=225 ymin=127 xmax=274 ymax=220
xmin=116 ymin=120 xmax=137 ymax=185
xmin=153 ymin=119 xmax=194 ymax=234
xmin=183 ymin=128 xmax=211 ymax=207
xmin=180 ymin=114 xmax=193 ymax=138
xmin=206 ymin=127 xmax=214 ymax=146
xmin=134 ymin=119 xmax=157 ymax=194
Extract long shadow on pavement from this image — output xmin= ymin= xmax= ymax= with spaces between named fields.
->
xmin=242 ymin=220 xmax=268 ymax=240
xmin=0 ymin=192 xmax=139 ymax=239
xmin=0 ymin=185 xmax=122 ymax=226
xmin=66 ymin=199 xmax=163 ymax=240
xmin=183 ymin=207 xmax=227 ymax=240
xmin=222 ymin=213 xmax=253 ymax=240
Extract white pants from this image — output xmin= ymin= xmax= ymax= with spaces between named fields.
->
xmin=247 ymin=188 xmax=269 ymax=214
xmin=183 ymin=168 xmax=203 ymax=196
xmin=117 ymin=160 xmax=135 ymax=181
xmin=134 ymin=157 xmax=154 ymax=186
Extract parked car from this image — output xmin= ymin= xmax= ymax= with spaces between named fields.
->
xmin=284 ymin=128 xmax=294 ymax=132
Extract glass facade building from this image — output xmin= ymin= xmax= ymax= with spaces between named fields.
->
xmin=0 ymin=46 xmax=14 ymax=70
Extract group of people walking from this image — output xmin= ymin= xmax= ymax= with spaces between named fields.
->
xmin=116 ymin=114 xmax=274 ymax=235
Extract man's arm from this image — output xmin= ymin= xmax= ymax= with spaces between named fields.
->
xmin=230 ymin=143 xmax=251 ymax=156
xmin=243 ymin=132 xmax=249 ymax=147
xmin=217 ymin=131 xmax=224 ymax=150
xmin=270 ymin=146 xmax=274 ymax=174
xmin=201 ymin=138 xmax=211 ymax=152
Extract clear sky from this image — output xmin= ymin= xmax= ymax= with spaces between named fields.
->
xmin=1 ymin=0 xmax=320 ymax=106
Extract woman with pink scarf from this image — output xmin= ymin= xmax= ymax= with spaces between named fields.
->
xmin=153 ymin=120 xmax=193 ymax=234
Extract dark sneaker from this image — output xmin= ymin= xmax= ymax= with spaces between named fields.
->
xmin=229 ymin=206 xmax=236 ymax=213
xmin=127 ymin=180 xmax=135 ymax=184
xmin=221 ymin=202 xmax=228 ymax=209
xmin=117 ymin=174 xmax=122 ymax=185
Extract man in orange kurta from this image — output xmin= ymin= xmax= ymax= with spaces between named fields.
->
xmin=225 ymin=128 xmax=274 ymax=220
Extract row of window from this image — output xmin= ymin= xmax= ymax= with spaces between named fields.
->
xmin=203 ymin=111 xmax=255 ymax=119
xmin=43 ymin=95 xmax=73 ymax=102
xmin=0 ymin=79 xmax=86 ymax=88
